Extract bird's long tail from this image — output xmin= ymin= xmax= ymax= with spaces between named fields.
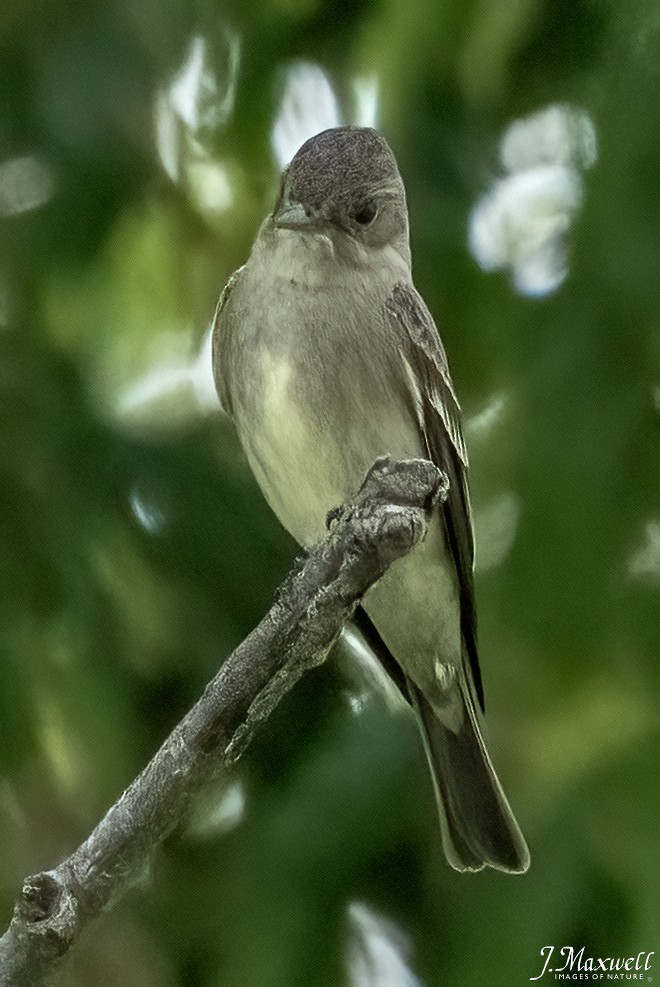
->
xmin=408 ymin=676 xmax=530 ymax=874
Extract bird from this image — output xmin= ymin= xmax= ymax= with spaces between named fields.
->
xmin=212 ymin=125 xmax=529 ymax=873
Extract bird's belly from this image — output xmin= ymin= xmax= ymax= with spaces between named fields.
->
xmin=239 ymin=348 xmax=424 ymax=547
xmin=236 ymin=349 xmax=462 ymax=679
xmin=237 ymin=351 xmax=346 ymax=546
xmin=362 ymin=514 xmax=461 ymax=686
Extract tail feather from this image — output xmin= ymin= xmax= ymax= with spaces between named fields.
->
xmin=408 ymin=677 xmax=530 ymax=874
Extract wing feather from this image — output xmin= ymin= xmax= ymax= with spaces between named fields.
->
xmin=386 ymin=281 xmax=484 ymax=711
xmin=212 ymin=264 xmax=245 ymax=416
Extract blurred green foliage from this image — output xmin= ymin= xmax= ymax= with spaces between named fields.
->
xmin=1 ymin=0 xmax=659 ymax=984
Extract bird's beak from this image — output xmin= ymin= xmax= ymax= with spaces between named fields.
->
xmin=274 ymin=200 xmax=312 ymax=230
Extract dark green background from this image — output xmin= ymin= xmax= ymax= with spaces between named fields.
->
xmin=1 ymin=0 xmax=659 ymax=984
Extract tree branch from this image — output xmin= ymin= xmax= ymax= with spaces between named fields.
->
xmin=0 ymin=457 xmax=447 ymax=987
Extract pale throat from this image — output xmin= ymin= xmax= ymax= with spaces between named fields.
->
xmin=260 ymin=224 xmax=409 ymax=287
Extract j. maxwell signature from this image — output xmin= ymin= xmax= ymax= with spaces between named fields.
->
xmin=530 ymin=946 xmax=655 ymax=982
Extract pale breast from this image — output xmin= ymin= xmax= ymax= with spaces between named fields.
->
xmin=239 ymin=348 xmax=346 ymax=546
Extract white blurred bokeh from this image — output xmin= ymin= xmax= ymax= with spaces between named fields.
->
xmin=272 ymin=62 xmax=342 ymax=168
xmin=0 ymin=154 xmax=55 ymax=217
xmin=466 ymin=391 xmax=507 ymax=439
xmin=474 ymin=490 xmax=521 ymax=574
xmin=467 ymin=391 xmax=521 ymax=572
xmin=271 ymin=61 xmax=380 ymax=168
xmin=116 ymin=322 xmax=221 ymax=422
xmin=155 ymin=28 xmax=239 ymax=216
xmin=347 ymin=901 xmax=423 ymax=987
xmin=186 ymin=779 xmax=247 ymax=840
xmin=469 ymin=104 xmax=597 ymax=296
xmin=628 ymin=520 xmax=660 ymax=583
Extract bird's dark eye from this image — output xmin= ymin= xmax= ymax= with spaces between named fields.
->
xmin=353 ymin=200 xmax=378 ymax=226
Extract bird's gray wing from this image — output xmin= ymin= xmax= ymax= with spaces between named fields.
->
xmin=211 ymin=264 xmax=246 ymax=416
xmin=384 ymin=280 xmax=483 ymax=711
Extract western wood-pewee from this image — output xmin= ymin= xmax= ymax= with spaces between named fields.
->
xmin=213 ymin=126 xmax=529 ymax=873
